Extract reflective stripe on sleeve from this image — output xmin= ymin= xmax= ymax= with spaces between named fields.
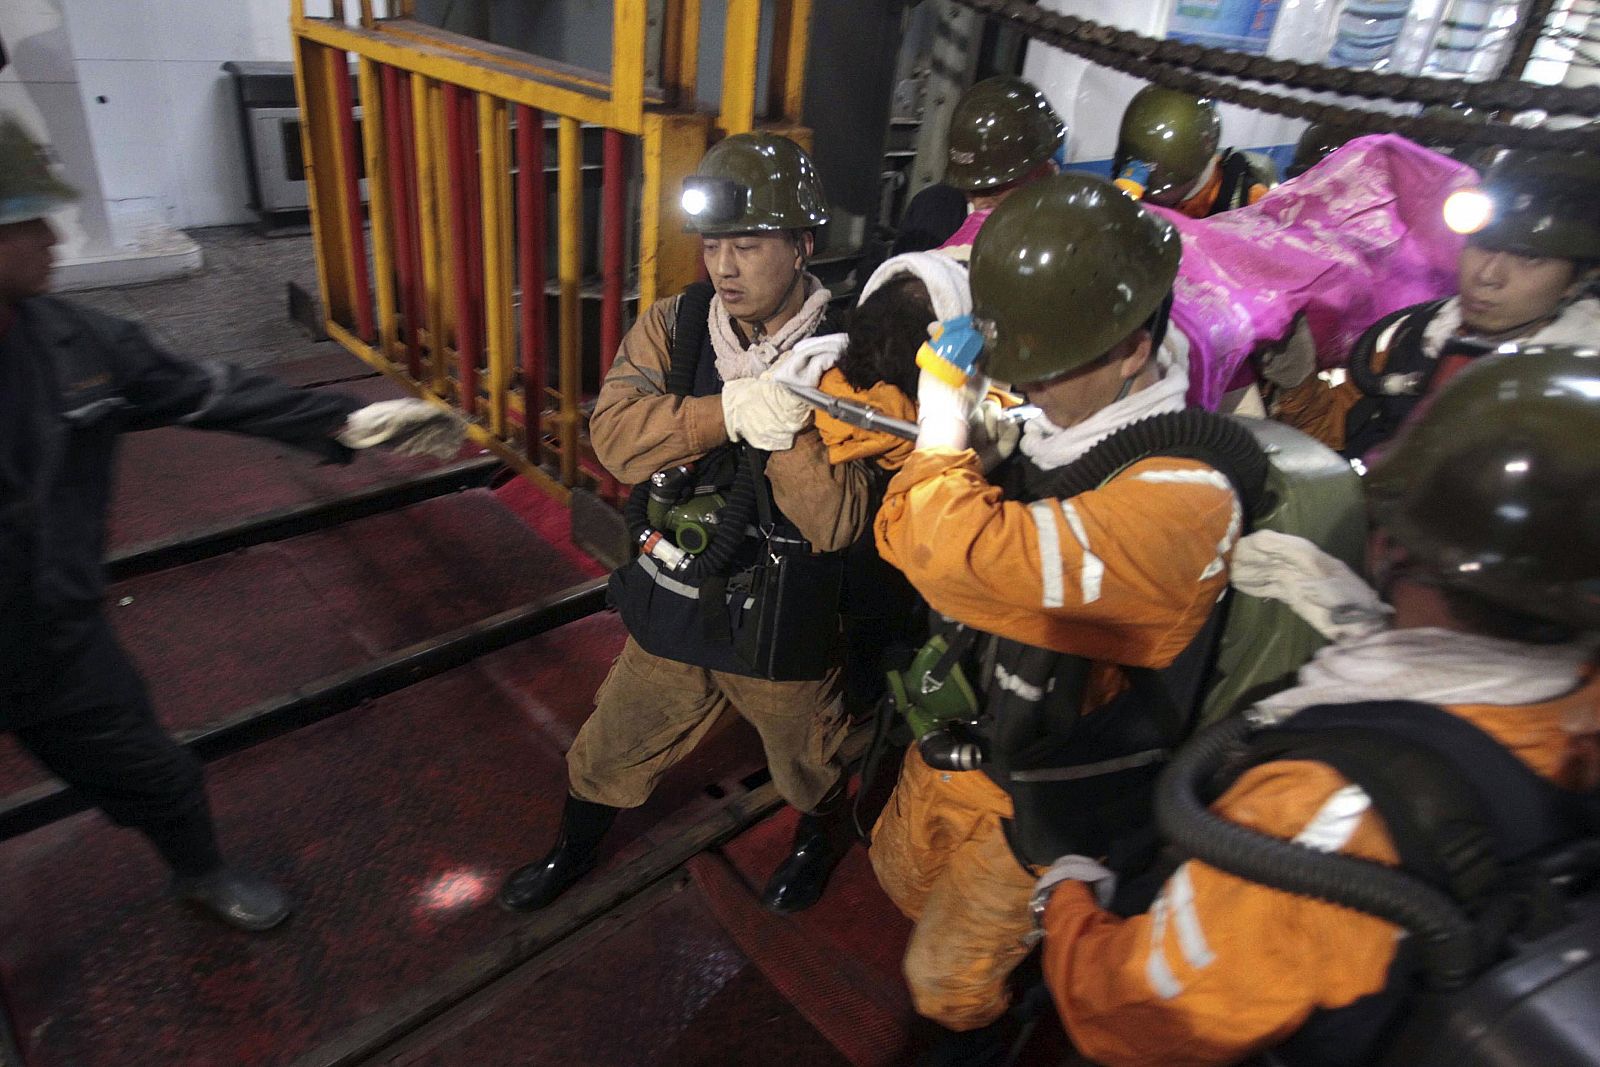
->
xmin=1028 ymin=500 xmax=1068 ymax=608
xmin=1169 ymin=865 xmax=1217 ymax=970
xmin=1144 ymin=896 xmax=1184 ymax=1000
xmin=1293 ymin=784 xmax=1371 ymax=853
xmin=1052 ymin=500 xmax=1105 ymax=605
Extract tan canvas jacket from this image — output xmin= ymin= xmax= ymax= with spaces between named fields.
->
xmin=590 ymin=295 xmax=871 ymax=552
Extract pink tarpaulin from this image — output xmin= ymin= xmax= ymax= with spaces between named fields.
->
xmin=940 ymin=208 xmax=991 ymax=254
xmin=940 ymin=136 xmax=1475 ymax=410
xmin=1148 ymin=134 xmax=1476 ymax=409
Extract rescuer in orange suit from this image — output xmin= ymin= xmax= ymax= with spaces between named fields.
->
xmin=1032 ymin=343 xmax=1600 ymax=1067
xmin=499 ymin=133 xmax=873 ymax=917
xmin=869 ymin=173 xmax=1254 ymax=1061
xmin=1111 ymin=87 xmax=1275 ymax=218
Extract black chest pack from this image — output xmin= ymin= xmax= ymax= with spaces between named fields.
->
xmin=1157 ymin=701 xmax=1600 ymax=1067
xmin=611 ymin=282 xmax=846 ymax=681
xmin=884 ymin=410 xmax=1271 ymax=868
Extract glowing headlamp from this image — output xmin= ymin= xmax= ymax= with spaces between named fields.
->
xmin=1443 ymin=187 xmax=1495 ymax=236
xmin=680 ymin=177 xmax=745 ymax=226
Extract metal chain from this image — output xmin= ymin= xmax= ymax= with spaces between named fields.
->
xmin=951 ymin=0 xmax=1600 ymax=151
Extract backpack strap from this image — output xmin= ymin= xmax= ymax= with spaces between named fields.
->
xmin=1214 ymin=149 xmax=1259 ymax=214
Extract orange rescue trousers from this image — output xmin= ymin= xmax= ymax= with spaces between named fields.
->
xmin=870 ymin=745 xmax=1039 ymax=1030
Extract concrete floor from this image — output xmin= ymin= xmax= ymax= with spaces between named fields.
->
xmin=65 ymin=225 xmax=328 ymax=370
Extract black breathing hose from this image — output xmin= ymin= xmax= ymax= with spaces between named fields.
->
xmin=624 ymin=450 xmax=758 ymax=582
xmin=1155 ymin=715 xmax=1480 ymax=990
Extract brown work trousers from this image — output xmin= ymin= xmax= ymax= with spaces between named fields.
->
xmin=566 ymin=637 xmax=847 ymax=813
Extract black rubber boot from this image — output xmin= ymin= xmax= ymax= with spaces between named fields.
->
xmin=171 ymin=866 xmax=294 ymax=931
xmin=913 ymin=1019 xmax=1013 ymax=1067
xmin=758 ymin=782 xmax=853 ymax=915
xmin=499 ymin=793 xmax=620 ymax=912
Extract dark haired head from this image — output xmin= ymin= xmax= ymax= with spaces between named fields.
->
xmin=840 ymin=276 xmax=934 ymax=397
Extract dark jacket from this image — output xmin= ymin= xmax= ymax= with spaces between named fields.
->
xmin=0 ymin=296 xmax=363 ymax=726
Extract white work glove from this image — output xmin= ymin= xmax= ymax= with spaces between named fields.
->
xmin=1230 ymin=529 xmax=1393 ymax=642
xmin=915 ymin=366 xmax=987 ymax=452
xmin=336 ymin=399 xmax=465 ymax=460
xmin=968 ymin=396 xmax=1021 ymax=473
xmin=1257 ymin=315 xmax=1318 ymax=391
xmin=1032 ymin=854 xmax=1118 ymax=926
xmin=721 ymin=376 xmax=811 ymax=452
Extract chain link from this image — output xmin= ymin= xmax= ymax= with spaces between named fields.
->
xmin=952 ymin=0 xmax=1600 ymax=152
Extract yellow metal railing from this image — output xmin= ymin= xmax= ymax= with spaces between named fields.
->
xmin=290 ymin=0 xmax=813 ymax=499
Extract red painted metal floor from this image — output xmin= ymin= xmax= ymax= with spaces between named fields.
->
xmin=0 ymin=346 xmax=1079 ymax=1067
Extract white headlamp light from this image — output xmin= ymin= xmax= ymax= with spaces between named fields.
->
xmin=1442 ymin=187 xmax=1494 ymax=236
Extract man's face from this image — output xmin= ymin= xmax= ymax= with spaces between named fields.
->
xmin=1014 ymin=330 xmax=1150 ymax=430
xmin=1457 ymin=243 xmax=1579 ymax=336
xmin=0 ymin=218 xmax=58 ymax=303
xmin=700 ymin=231 xmax=807 ymax=326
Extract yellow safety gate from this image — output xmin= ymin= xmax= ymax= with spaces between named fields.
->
xmin=290 ymin=0 xmax=813 ymax=500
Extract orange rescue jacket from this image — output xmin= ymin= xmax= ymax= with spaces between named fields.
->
xmin=1040 ymin=675 xmax=1600 ymax=1067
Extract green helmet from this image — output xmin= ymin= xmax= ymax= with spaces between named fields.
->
xmin=0 ymin=114 xmax=79 ymax=226
xmin=681 ymin=132 xmax=828 ymax=235
xmin=969 ymin=173 xmax=1182 ymax=384
xmin=1366 ymin=343 xmax=1600 ymax=630
xmin=1444 ymin=147 xmax=1600 ymax=261
xmin=943 ymin=76 xmax=1067 ymax=193
xmin=1113 ymin=86 xmax=1221 ymax=204
xmin=1287 ymin=122 xmax=1360 ymax=179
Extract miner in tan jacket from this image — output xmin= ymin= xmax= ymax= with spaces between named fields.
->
xmin=499 ymin=133 xmax=873 ymax=916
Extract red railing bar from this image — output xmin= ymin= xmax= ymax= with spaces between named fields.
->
xmin=517 ymin=104 xmax=548 ymax=461
xmin=442 ymin=83 xmax=479 ymax=416
xmin=331 ymin=48 xmax=375 ymax=340
xmin=461 ymin=89 xmax=486 ymax=360
xmin=599 ymin=127 xmax=627 ymax=498
xmin=600 ymin=128 xmax=626 ymax=381
xmin=395 ymin=72 xmax=426 ymax=381
xmin=381 ymin=64 xmax=421 ymax=378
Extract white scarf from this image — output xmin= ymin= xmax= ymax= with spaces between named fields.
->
xmin=768 ymin=251 xmax=974 ymax=389
xmin=1420 ymin=294 xmax=1600 ymax=359
xmin=1019 ymin=330 xmax=1193 ymax=471
xmin=859 ymin=250 xmax=972 ymax=323
xmin=1253 ymin=628 xmax=1599 ymax=724
xmin=709 ymin=274 xmax=832 ymax=383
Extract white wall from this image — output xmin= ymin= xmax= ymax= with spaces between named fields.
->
xmin=57 ymin=0 xmax=296 ymax=230
xmin=0 ymin=0 xmax=116 ymax=259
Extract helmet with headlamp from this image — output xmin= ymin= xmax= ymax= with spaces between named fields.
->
xmin=681 ymin=132 xmax=828 ymax=235
xmin=1441 ymin=147 xmax=1600 ymax=261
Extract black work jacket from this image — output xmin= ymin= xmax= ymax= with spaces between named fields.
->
xmin=0 ymin=296 xmax=362 ymax=723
